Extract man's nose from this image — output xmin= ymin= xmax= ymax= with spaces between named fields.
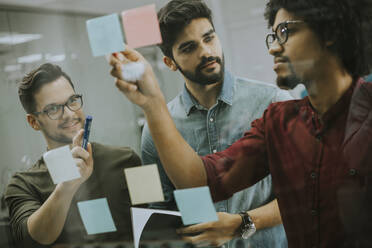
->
xmin=268 ymin=39 xmax=283 ymax=56
xmin=199 ymin=42 xmax=212 ymax=58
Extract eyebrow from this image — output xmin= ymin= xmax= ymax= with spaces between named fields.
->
xmin=177 ymin=29 xmax=215 ymax=51
xmin=44 ymin=94 xmax=75 ymax=108
xmin=202 ymin=29 xmax=215 ymax=38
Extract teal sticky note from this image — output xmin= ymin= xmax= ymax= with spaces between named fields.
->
xmin=77 ymin=198 xmax=117 ymax=235
xmin=174 ymin=186 xmax=218 ymax=225
xmin=86 ymin=13 xmax=125 ymax=57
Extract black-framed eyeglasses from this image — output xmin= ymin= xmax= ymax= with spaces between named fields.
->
xmin=33 ymin=94 xmax=83 ymax=120
xmin=265 ymin=20 xmax=304 ymax=50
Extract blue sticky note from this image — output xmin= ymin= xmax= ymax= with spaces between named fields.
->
xmin=77 ymin=198 xmax=117 ymax=235
xmin=174 ymin=186 xmax=218 ymax=225
xmin=86 ymin=13 xmax=125 ymax=57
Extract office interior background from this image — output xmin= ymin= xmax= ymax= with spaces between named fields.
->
xmin=0 ymin=0 xmax=322 ymax=218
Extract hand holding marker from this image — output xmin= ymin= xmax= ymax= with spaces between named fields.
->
xmin=82 ymin=115 xmax=93 ymax=150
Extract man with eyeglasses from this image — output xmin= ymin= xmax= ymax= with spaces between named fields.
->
xmin=109 ymin=0 xmax=372 ymax=246
xmin=4 ymin=63 xmax=141 ymax=247
xmin=140 ymin=1 xmax=291 ymax=247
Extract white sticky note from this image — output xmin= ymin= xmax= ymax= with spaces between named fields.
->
xmin=124 ymin=164 xmax=164 ymax=205
xmin=77 ymin=198 xmax=117 ymax=235
xmin=121 ymin=62 xmax=145 ymax=82
xmin=43 ymin=145 xmax=81 ymax=184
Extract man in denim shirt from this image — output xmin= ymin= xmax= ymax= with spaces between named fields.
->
xmin=141 ymin=0 xmax=292 ymax=247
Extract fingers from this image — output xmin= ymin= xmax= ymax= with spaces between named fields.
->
xmin=121 ymin=46 xmax=143 ymax=62
xmin=182 ymin=233 xmax=208 ymax=245
xmin=71 ymin=146 xmax=89 ymax=162
xmin=86 ymin=143 xmax=94 ymax=167
xmin=109 ymin=47 xmax=142 ymax=67
xmin=115 ymin=78 xmax=138 ymax=92
xmin=110 ymin=66 xmax=123 ymax=80
xmin=181 ymin=233 xmax=221 ymax=247
xmin=109 ymin=53 xmax=121 ymax=66
xmin=72 ymin=129 xmax=84 ymax=148
xmin=178 ymin=223 xmax=211 ymax=234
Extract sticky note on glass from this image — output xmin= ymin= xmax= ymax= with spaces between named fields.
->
xmin=43 ymin=145 xmax=81 ymax=184
xmin=124 ymin=164 xmax=164 ymax=205
xmin=121 ymin=4 xmax=162 ymax=48
xmin=77 ymin=198 xmax=117 ymax=235
xmin=174 ymin=186 xmax=218 ymax=225
xmin=86 ymin=13 xmax=125 ymax=57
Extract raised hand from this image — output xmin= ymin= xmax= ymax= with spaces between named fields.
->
xmin=109 ymin=47 xmax=166 ymax=111
xmin=177 ymin=212 xmax=241 ymax=247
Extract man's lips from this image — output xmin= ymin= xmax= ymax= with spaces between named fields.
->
xmin=200 ymin=60 xmax=217 ymax=69
xmin=274 ymin=57 xmax=288 ymax=64
xmin=273 ymin=58 xmax=288 ymax=71
xmin=60 ymin=120 xmax=80 ymax=129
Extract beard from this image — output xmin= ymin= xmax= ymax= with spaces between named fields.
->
xmin=39 ymin=117 xmax=83 ymax=145
xmin=175 ymin=54 xmax=225 ymax=85
xmin=276 ymin=58 xmax=303 ymax=90
xmin=277 ymin=74 xmax=302 ymax=90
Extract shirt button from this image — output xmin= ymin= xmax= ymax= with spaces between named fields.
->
xmin=311 ymin=209 xmax=318 ymax=216
xmin=210 ymin=117 xmax=214 ymax=122
xmin=213 ymin=149 xmax=217 ymax=153
xmin=310 ymin=172 xmax=317 ymax=179
xmin=349 ymin=168 xmax=357 ymax=176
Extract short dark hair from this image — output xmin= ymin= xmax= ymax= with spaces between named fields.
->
xmin=18 ymin=63 xmax=75 ymax=114
xmin=264 ymin=0 xmax=372 ymax=78
xmin=158 ymin=0 xmax=214 ymax=58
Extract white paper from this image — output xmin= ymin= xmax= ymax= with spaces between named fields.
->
xmin=124 ymin=164 xmax=164 ymax=205
xmin=131 ymin=207 xmax=181 ymax=248
xmin=121 ymin=62 xmax=145 ymax=82
xmin=43 ymin=145 xmax=81 ymax=184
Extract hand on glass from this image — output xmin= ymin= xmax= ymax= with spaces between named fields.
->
xmin=109 ymin=47 xmax=166 ymax=110
xmin=178 ymin=212 xmax=242 ymax=247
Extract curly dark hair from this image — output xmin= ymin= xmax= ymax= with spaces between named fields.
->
xmin=157 ymin=0 xmax=214 ymax=58
xmin=18 ymin=63 xmax=75 ymax=114
xmin=264 ymin=0 xmax=372 ymax=78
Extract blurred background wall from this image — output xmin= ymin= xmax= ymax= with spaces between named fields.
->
xmin=0 ymin=0 xmax=305 ymax=207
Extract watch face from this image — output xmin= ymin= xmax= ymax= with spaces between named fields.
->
xmin=242 ymin=225 xmax=256 ymax=239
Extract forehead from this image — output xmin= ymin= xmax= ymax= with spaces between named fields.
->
xmin=272 ymin=8 xmax=299 ymax=30
xmin=34 ymin=76 xmax=75 ymax=108
xmin=173 ymin=18 xmax=214 ymax=46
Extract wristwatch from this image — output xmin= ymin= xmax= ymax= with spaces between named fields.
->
xmin=238 ymin=211 xmax=256 ymax=239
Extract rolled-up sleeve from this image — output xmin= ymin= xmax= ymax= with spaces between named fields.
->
xmin=5 ymin=175 xmax=45 ymax=247
xmin=201 ymin=114 xmax=270 ymax=202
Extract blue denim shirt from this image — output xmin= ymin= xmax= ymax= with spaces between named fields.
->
xmin=141 ymin=71 xmax=292 ymax=248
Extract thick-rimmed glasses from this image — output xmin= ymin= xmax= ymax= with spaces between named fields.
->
xmin=265 ymin=20 xmax=304 ymax=49
xmin=33 ymin=94 xmax=83 ymax=120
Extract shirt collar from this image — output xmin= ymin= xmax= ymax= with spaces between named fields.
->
xmin=300 ymin=78 xmax=358 ymax=135
xmin=181 ymin=70 xmax=235 ymax=115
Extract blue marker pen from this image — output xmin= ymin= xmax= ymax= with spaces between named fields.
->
xmin=82 ymin=115 xmax=93 ymax=150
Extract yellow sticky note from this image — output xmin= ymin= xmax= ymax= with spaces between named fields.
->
xmin=124 ymin=164 xmax=164 ymax=205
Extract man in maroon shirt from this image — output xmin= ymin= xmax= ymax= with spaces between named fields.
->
xmin=109 ymin=0 xmax=372 ymax=247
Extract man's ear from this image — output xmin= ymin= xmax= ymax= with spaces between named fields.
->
xmin=163 ymin=56 xmax=178 ymax=71
xmin=26 ymin=114 xmax=41 ymax=131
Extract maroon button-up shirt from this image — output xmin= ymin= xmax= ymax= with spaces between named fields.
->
xmin=202 ymin=78 xmax=372 ymax=247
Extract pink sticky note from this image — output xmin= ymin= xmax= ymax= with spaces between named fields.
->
xmin=121 ymin=4 xmax=162 ymax=49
